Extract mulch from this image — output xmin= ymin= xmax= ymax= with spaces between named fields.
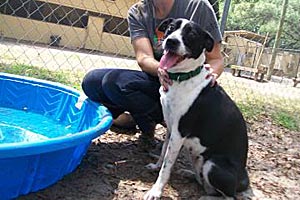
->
xmin=20 ymin=116 xmax=300 ymax=200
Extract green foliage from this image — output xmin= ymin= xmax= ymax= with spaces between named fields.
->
xmin=220 ymin=74 xmax=300 ymax=132
xmin=272 ymin=111 xmax=299 ymax=131
xmin=237 ymin=102 xmax=263 ymax=121
xmin=222 ymin=0 xmax=300 ymax=49
xmin=237 ymin=100 xmax=299 ymax=131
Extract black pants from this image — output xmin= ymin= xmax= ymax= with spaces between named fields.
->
xmin=81 ymin=68 xmax=163 ymax=133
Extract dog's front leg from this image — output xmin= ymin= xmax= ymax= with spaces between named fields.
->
xmin=146 ymin=129 xmax=170 ymax=170
xmin=144 ymin=132 xmax=184 ymax=200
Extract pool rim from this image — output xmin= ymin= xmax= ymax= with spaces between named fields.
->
xmin=0 ymin=72 xmax=112 ymax=159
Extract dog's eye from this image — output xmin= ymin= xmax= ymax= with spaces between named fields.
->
xmin=168 ymin=24 xmax=176 ymax=32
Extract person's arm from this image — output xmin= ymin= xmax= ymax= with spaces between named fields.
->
xmin=127 ymin=3 xmax=159 ymax=76
xmin=205 ymin=42 xmax=224 ymax=84
xmin=132 ymin=37 xmax=173 ymax=90
xmin=132 ymin=37 xmax=160 ymax=76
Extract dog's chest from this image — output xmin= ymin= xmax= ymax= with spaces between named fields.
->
xmin=160 ymin=74 xmax=210 ymax=131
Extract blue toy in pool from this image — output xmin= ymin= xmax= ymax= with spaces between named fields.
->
xmin=0 ymin=73 xmax=112 ymax=199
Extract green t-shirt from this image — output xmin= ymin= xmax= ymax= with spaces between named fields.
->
xmin=127 ymin=0 xmax=222 ymax=61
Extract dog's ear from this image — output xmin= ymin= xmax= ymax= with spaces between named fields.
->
xmin=157 ymin=18 xmax=175 ymax=32
xmin=204 ymin=31 xmax=214 ymax=52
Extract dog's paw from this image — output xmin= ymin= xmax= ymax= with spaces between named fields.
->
xmin=145 ymin=163 xmax=160 ymax=171
xmin=143 ymin=186 xmax=162 ymax=200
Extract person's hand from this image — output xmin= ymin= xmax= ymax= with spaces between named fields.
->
xmin=158 ymin=67 xmax=173 ymax=92
xmin=204 ymin=64 xmax=218 ymax=86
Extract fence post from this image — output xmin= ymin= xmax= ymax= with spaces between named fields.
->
xmin=220 ymin=0 xmax=231 ymax=36
xmin=266 ymin=0 xmax=289 ymax=80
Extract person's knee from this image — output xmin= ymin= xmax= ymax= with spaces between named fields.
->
xmin=82 ymin=70 xmax=93 ymax=93
xmin=82 ymin=70 xmax=97 ymax=98
xmin=102 ymin=70 xmax=123 ymax=94
xmin=81 ymin=69 xmax=109 ymax=102
xmin=82 ymin=69 xmax=124 ymax=103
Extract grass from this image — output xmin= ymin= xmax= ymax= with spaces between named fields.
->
xmin=271 ymin=111 xmax=299 ymax=131
xmin=220 ymin=75 xmax=300 ymax=131
xmin=0 ymin=64 xmax=82 ymax=90
xmin=1 ymin=63 xmax=299 ymax=131
xmin=237 ymin=100 xmax=299 ymax=131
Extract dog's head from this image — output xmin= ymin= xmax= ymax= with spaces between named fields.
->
xmin=158 ymin=18 xmax=214 ymax=72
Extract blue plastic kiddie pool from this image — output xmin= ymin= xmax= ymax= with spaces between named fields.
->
xmin=0 ymin=73 xmax=112 ymax=199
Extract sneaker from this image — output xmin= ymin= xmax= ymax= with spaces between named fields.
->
xmin=112 ymin=112 xmax=136 ymax=129
xmin=137 ymin=122 xmax=158 ymax=150
xmin=137 ymin=134 xmax=159 ymax=150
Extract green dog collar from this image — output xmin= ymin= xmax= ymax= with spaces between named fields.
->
xmin=167 ymin=66 xmax=203 ymax=82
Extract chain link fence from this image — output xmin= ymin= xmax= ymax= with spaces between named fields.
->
xmin=0 ymin=0 xmax=299 ymax=129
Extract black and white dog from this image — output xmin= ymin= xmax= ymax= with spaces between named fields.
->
xmin=144 ymin=18 xmax=249 ymax=200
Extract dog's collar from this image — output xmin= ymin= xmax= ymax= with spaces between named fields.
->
xmin=167 ymin=66 xmax=203 ymax=82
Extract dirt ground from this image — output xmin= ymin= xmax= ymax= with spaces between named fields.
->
xmin=19 ymin=114 xmax=300 ymax=200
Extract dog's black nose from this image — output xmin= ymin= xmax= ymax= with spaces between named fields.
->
xmin=166 ymin=38 xmax=179 ymax=49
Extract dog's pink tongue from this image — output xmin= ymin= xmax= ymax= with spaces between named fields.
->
xmin=160 ymin=51 xmax=181 ymax=70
